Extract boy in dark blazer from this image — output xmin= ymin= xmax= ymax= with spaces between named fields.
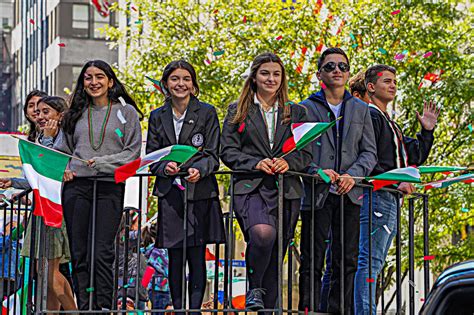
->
xmin=298 ymin=48 xmax=377 ymax=314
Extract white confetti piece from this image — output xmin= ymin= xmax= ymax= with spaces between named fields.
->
xmin=374 ymin=212 xmax=383 ymax=217
xmin=118 ymin=96 xmax=127 ymax=107
xmin=383 ymin=224 xmax=391 ymax=234
xmin=409 ymin=280 xmax=416 ymax=287
xmin=117 ymin=109 xmax=127 ymax=124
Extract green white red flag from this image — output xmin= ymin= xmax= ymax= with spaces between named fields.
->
xmin=424 ymin=173 xmax=474 ymax=190
xmin=417 ymin=166 xmax=467 ymax=174
xmin=114 ymin=145 xmax=198 ymax=183
xmin=367 ymin=166 xmax=421 ymax=191
xmin=145 ymin=76 xmax=164 ymax=94
xmin=282 ymin=121 xmax=337 ymax=154
xmin=18 ymin=139 xmax=70 ymax=228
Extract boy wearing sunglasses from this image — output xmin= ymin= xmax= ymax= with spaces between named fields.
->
xmin=298 ymin=48 xmax=377 ymax=314
xmin=353 ymin=65 xmax=438 ymax=315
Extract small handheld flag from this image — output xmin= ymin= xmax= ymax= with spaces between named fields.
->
xmin=114 ymin=145 xmax=199 ymax=183
xmin=282 ymin=119 xmax=339 ymax=156
xmin=18 ymin=139 xmax=70 ymax=228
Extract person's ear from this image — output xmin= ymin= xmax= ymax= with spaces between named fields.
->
xmin=353 ymin=91 xmax=361 ymax=99
xmin=316 ymin=70 xmax=321 ymax=81
xmin=367 ymin=82 xmax=376 ymax=94
xmin=108 ymin=78 xmax=114 ymax=89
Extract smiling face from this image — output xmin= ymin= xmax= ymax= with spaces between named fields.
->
xmin=317 ymin=53 xmax=350 ymax=89
xmin=26 ymin=96 xmax=42 ymax=122
xmin=83 ymin=66 xmax=113 ymax=102
xmin=254 ymin=62 xmax=282 ymax=97
xmin=164 ymin=68 xmax=194 ymax=100
xmin=368 ymin=70 xmax=397 ymax=103
xmin=36 ymin=102 xmax=62 ymax=130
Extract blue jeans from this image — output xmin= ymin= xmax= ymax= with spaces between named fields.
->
xmin=149 ymin=290 xmax=172 ymax=312
xmin=354 ymin=190 xmax=398 ymax=315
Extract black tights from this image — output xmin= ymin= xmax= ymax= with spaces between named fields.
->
xmin=246 ymin=224 xmax=286 ymax=310
xmin=168 ymin=245 xmax=206 ymax=315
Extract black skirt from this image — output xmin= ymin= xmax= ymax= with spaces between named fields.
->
xmin=233 ymin=177 xmax=300 ymax=242
xmin=155 ymin=185 xmax=226 ymax=248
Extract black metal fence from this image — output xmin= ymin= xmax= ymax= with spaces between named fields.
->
xmin=0 ymin=171 xmax=432 ymax=314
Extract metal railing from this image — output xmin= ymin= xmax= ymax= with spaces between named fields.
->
xmin=0 ymin=170 xmax=432 ymax=314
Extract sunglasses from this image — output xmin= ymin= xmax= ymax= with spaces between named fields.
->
xmin=321 ymin=62 xmax=350 ymax=73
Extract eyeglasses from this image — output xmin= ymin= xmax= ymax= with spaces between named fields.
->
xmin=321 ymin=62 xmax=350 ymax=73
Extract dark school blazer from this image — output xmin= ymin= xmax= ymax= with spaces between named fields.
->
xmin=220 ymin=101 xmax=312 ymax=199
xmin=146 ymin=96 xmax=220 ymax=201
xmin=300 ymin=91 xmax=377 ymax=209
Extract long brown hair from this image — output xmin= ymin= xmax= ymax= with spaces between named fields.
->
xmin=231 ymin=53 xmax=291 ymax=124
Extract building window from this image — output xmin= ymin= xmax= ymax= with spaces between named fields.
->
xmin=71 ymin=66 xmax=83 ymax=87
xmin=93 ymin=10 xmax=110 ymax=39
xmin=72 ymin=4 xmax=89 ymax=38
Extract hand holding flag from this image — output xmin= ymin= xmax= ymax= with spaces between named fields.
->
xmin=114 ymin=145 xmax=199 ymax=183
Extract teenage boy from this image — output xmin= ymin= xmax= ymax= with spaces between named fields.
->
xmin=354 ymin=64 xmax=439 ymax=315
xmin=298 ymin=48 xmax=377 ymax=314
xmin=319 ymin=68 xmax=372 ymax=310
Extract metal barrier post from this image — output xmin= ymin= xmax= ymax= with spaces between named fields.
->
xmin=423 ymin=195 xmax=430 ymax=299
xmin=38 ymin=216 xmax=48 ymax=313
xmin=277 ymin=174 xmax=284 ymax=315
xmin=181 ymin=181 xmax=188 ymax=311
xmin=213 ymin=244 xmax=220 ymax=310
xmin=1 ymin=203 xmax=7 ymax=303
xmin=310 ymin=178 xmax=315 ymax=312
xmin=26 ymin=205 xmax=37 ymax=314
xmin=121 ymin=210 xmax=130 ymax=311
xmin=395 ymin=193 xmax=402 ymax=314
xmin=340 ymin=194 xmax=345 ymax=314
xmin=89 ymin=179 xmax=98 ymax=310
xmin=368 ymin=188 xmax=373 ymax=315
xmin=287 ymin=239 xmax=293 ymax=315
xmin=135 ymin=177 xmax=144 ymax=306
xmin=408 ymin=198 xmax=415 ymax=315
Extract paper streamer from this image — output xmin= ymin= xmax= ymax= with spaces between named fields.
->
xmin=2 ymin=198 xmax=11 ymax=207
xmin=141 ymin=266 xmax=155 ymax=288
xmin=118 ymin=96 xmax=127 ymax=107
xmin=115 ymin=128 xmax=123 ymax=138
xmin=423 ymin=255 xmax=435 ymax=261
xmin=117 ymin=110 xmax=127 ymax=124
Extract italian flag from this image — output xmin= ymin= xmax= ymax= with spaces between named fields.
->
xmin=282 ymin=121 xmax=337 ymax=154
xmin=367 ymin=166 xmax=421 ymax=191
xmin=145 ymin=76 xmax=164 ymax=94
xmin=424 ymin=173 xmax=474 ymax=190
xmin=18 ymin=140 xmax=69 ymax=228
xmin=114 ymin=145 xmax=198 ymax=183
xmin=417 ymin=166 xmax=467 ymax=174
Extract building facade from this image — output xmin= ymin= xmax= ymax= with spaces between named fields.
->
xmin=10 ymin=0 xmax=118 ymax=131
xmin=0 ymin=0 xmax=14 ymax=131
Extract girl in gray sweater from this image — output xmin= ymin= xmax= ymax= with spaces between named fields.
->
xmin=55 ymin=60 xmax=143 ymax=311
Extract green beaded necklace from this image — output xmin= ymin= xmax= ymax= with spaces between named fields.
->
xmin=88 ymin=99 xmax=112 ymax=151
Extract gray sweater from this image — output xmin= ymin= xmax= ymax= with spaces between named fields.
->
xmin=54 ymin=102 xmax=142 ymax=178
